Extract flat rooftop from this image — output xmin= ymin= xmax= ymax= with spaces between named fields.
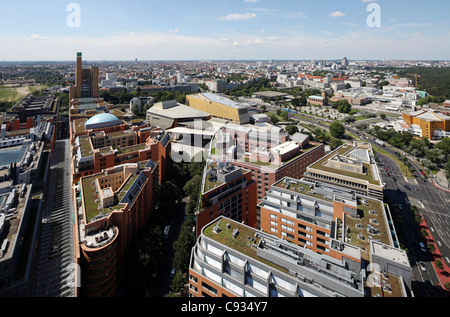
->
xmin=200 ymin=93 xmax=247 ymax=110
xmin=308 ymin=143 xmax=381 ymax=185
xmin=202 ymin=217 xmax=365 ymax=297
xmin=81 ymin=166 xmax=148 ymax=223
xmin=148 ymin=100 xmax=211 ymax=119
xmin=0 ymin=146 xmax=28 ymax=167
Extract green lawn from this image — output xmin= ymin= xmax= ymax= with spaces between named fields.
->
xmin=0 ymin=85 xmax=48 ymax=103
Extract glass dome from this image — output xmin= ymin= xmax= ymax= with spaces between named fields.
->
xmin=85 ymin=113 xmax=122 ymax=129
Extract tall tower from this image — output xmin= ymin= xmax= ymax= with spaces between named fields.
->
xmin=69 ymin=52 xmax=99 ymax=101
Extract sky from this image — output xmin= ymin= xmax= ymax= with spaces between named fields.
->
xmin=1 ymin=0 xmax=449 ymax=61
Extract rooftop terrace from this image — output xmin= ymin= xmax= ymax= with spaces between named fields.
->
xmin=308 ymin=143 xmax=380 ymax=185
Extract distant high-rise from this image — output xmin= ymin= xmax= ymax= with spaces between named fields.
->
xmin=69 ymin=52 xmax=99 ymax=101
xmin=342 ymin=57 xmax=349 ymax=67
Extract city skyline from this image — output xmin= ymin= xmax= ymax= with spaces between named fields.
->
xmin=1 ymin=0 xmax=450 ymax=61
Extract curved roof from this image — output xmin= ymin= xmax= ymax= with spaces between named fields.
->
xmin=85 ymin=113 xmax=122 ymax=129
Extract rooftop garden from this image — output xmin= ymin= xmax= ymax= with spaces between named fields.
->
xmin=81 ymin=172 xmax=141 ymax=223
xmin=116 ymin=143 xmax=147 ymax=156
xmin=79 ymin=136 xmax=94 ymax=157
xmin=343 ymin=198 xmax=390 ymax=262
xmin=81 ymin=175 xmax=111 ymax=223
xmin=274 ymin=179 xmax=333 ymax=202
xmin=203 ymin=218 xmax=288 ymax=274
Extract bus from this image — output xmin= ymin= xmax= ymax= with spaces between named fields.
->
xmin=375 ymin=139 xmax=385 ymax=147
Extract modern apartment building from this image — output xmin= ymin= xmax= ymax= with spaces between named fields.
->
xmin=188 ymin=216 xmax=366 ymax=297
xmin=186 ymin=93 xmax=250 ymax=124
xmin=303 ymin=142 xmax=385 ymax=201
xmin=188 ymin=172 xmax=411 ymax=298
xmin=196 ymin=162 xmax=257 ymax=235
xmin=73 ymin=160 xmax=159 ymax=297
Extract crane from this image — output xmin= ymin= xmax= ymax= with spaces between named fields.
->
xmin=407 ymin=74 xmax=421 ymax=87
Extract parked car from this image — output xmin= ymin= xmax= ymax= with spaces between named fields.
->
xmin=419 ymin=242 xmax=426 ymax=253
xmin=419 ymin=261 xmax=427 ymax=272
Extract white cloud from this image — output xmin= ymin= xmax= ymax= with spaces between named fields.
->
xmin=26 ymin=34 xmax=47 ymax=40
xmin=329 ymin=11 xmax=346 ymax=18
xmin=219 ymin=12 xmax=256 ymax=21
xmin=244 ymin=0 xmax=259 ymax=2
xmin=2 ymin=26 xmax=450 ymax=61
xmin=169 ymin=29 xmax=179 ymax=33
xmin=285 ymin=12 xmax=309 ymax=19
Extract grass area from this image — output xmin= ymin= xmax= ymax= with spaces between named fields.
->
xmin=203 ymin=218 xmax=289 ymax=274
xmin=116 ymin=143 xmax=147 ymax=155
xmin=345 ymin=199 xmax=390 ymax=261
xmin=0 ymin=85 xmax=48 ymax=103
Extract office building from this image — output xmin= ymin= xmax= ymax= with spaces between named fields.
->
xmin=188 ymin=173 xmax=411 ymax=298
xmin=69 ymin=52 xmax=99 ymax=102
xmin=0 ymin=184 xmax=34 ymax=296
xmin=196 ymin=162 xmax=257 ymax=234
xmin=210 ymin=125 xmax=326 ymax=201
xmin=70 ymin=113 xmax=171 ymax=184
xmin=188 ymin=216 xmax=366 ymax=297
xmin=73 ymin=160 xmax=159 ymax=297
xmin=303 ymin=142 xmax=385 ymax=201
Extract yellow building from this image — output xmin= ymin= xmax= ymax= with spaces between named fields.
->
xmin=186 ymin=93 xmax=250 ymax=124
xmin=402 ymin=110 xmax=450 ymax=139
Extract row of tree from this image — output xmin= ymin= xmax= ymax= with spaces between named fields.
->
xmin=356 ymin=123 xmax=450 ymax=180
xmin=123 ymin=156 xmax=205 ymax=297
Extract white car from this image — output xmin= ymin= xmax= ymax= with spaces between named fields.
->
xmin=419 ymin=261 xmax=427 ymax=272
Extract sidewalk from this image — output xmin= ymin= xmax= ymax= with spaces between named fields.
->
xmin=418 ymin=216 xmax=450 ymax=295
xmin=431 ymin=170 xmax=450 ymax=193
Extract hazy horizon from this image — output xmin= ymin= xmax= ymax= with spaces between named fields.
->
xmin=1 ymin=0 xmax=449 ymax=61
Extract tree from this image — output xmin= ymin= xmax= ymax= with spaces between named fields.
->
xmin=435 ymin=138 xmax=450 ymax=156
xmin=330 ymin=138 xmax=344 ymax=150
xmin=380 ymin=113 xmax=387 ymax=120
xmin=285 ymin=125 xmax=299 ymax=135
xmin=337 ymin=100 xmax=352 ymax=114
xmin=330 ymin=122 xmax=345 ymax=139
xmin=280 ymin=111 xmax=289 ymax=121
xmin=269 ymin=114 xmax=279 ymax=125
xmin=445 ymin=160 xmax=450 ymax=181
